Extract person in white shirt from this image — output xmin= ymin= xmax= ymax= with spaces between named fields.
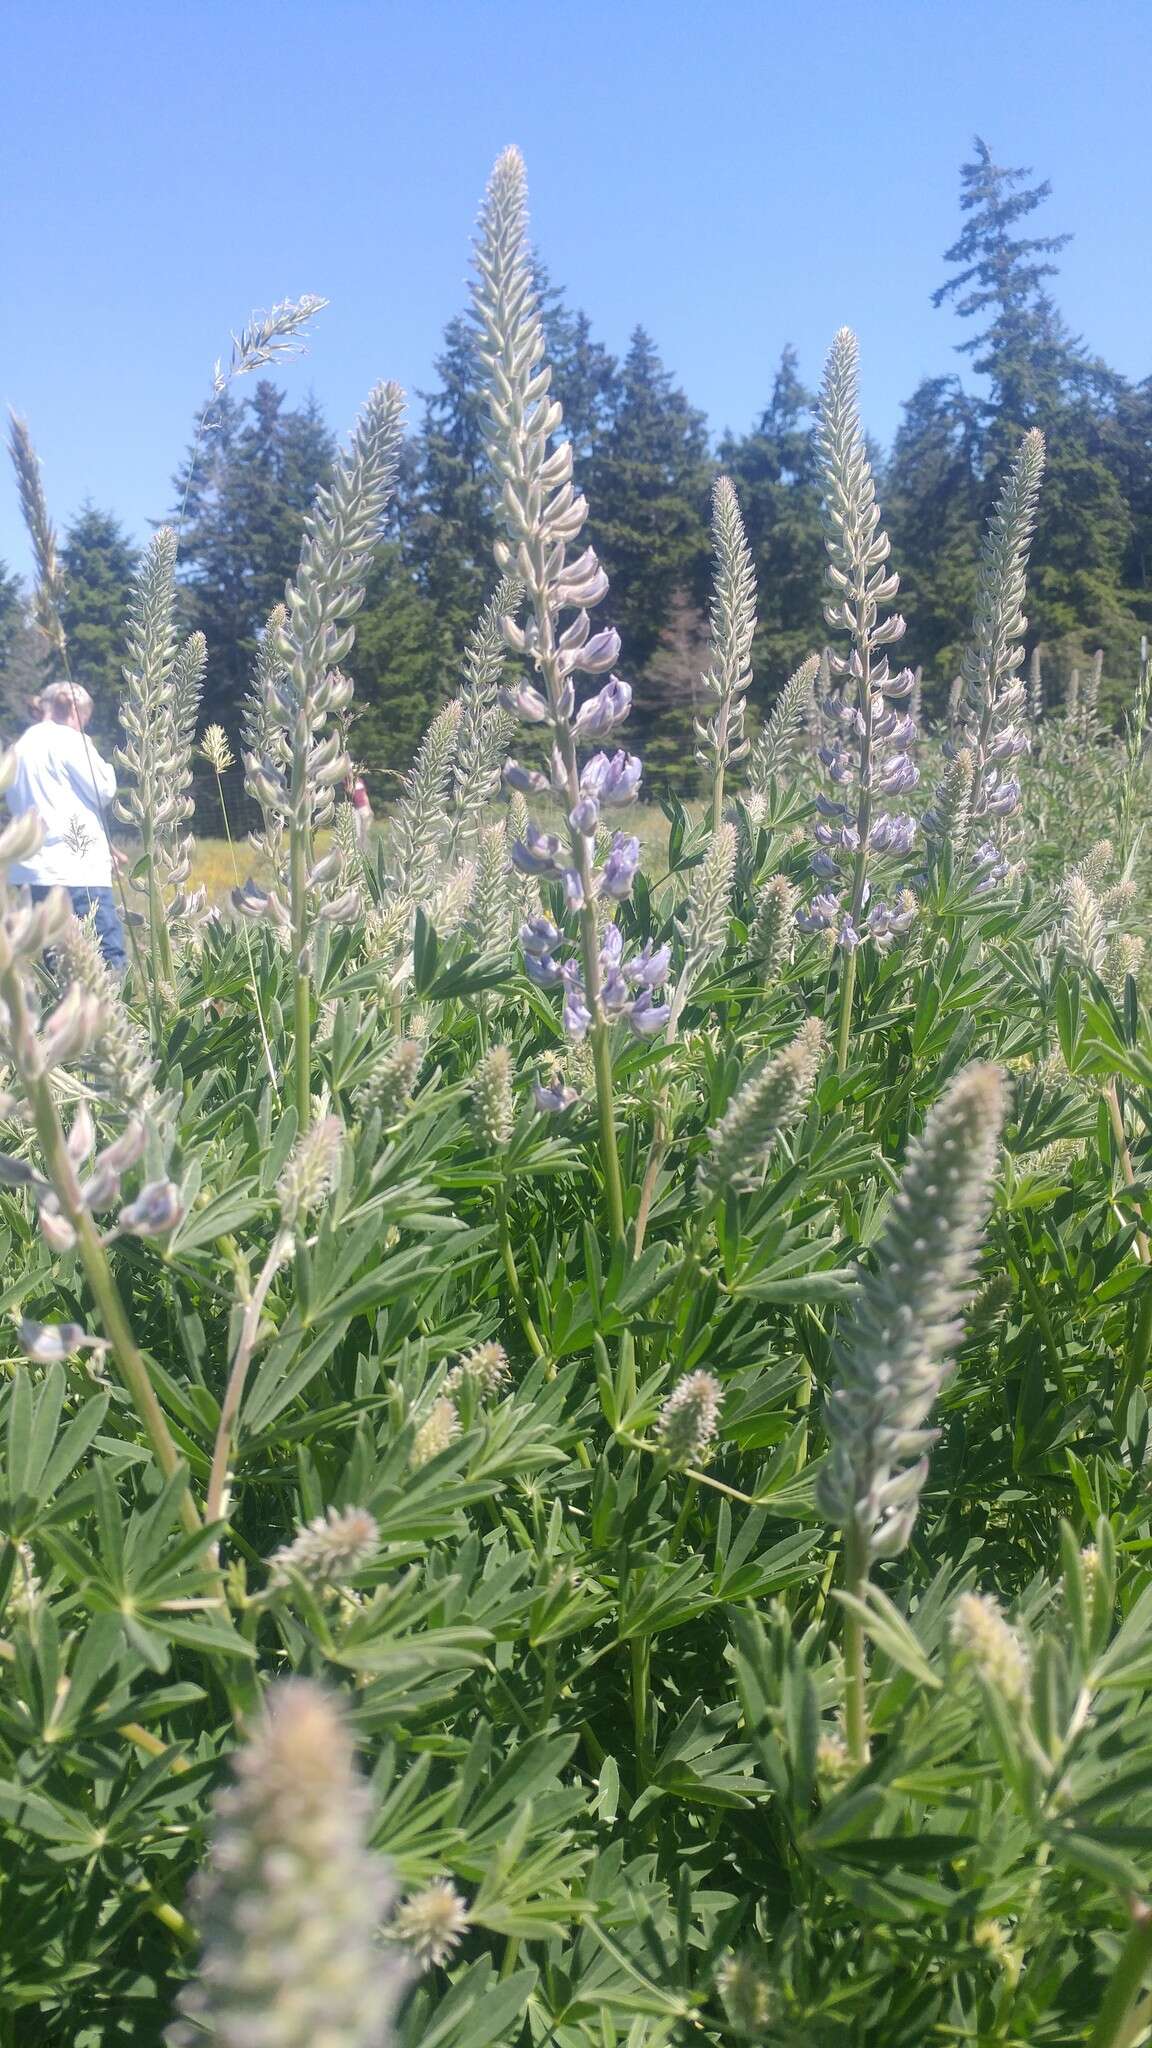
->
xmin=6 ymin=680 xmax=127 ymax=971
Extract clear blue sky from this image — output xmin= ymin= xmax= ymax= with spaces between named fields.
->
xmin=2 ymin=0 xmax=1149 ymax=577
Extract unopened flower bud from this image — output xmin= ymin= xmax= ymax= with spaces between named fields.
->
xmin=950 ymin=1591 xmax=1030 ymax=1707
xmin=656 ymin=1370 xmax=722 ymax=1467
xmin=471 ymin=1046 xmax=515 ymax=1150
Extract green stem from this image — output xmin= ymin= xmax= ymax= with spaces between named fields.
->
xmin=843 ymin=1516 xmax=870 ymax=1765
xmin=522 ymin=529 xmax=625 ymax=1257
xmin=214 ymin=767 xmax=279 ymax=1098
xmin=496 ymin=1182 xmax=545 ymax=1361
xmin=835 ymin=944 xmax=858 ymax=1073
xmin=206 ymin=1230 xmax=291 ymax=1534
xmin=710 ymin=759 xmax=726 ymax=837
xmin=589 ymin=1012 xmax=626 ymax=1252
xmin=1089 ymin=1904 xmax=1152 ymax=2048
xmin=631 ymin=1635 xmax=651 ymax=1782
xmin=291 ymin=814 xmax=311 ymax=1134
xmin=1106 ymin=1078 xmax=1151 ymax=1266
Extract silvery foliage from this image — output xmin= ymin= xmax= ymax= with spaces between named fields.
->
xmin=115 ymin=529 xmax=207 ymax=920
xmin=748 ymin=653 xmax=821 ymax=799
xmin=925 ymin=429 xmax=1046 ymax=887
xmin=473 ymin=148 xmax=656 ymax=1046
xmin=451 ymin=575 xmax=523 ymax=844
xmin=695 ymin=477 xmax=755 ymax=798
xmin=798 ymin=331 xmax=917 ymax=953
xmin=242 ymin=603 xmax=292 ymax=874
xmin=211 ymin=294 xmax=328 ymax=397
xmin=237 ymin=383 xmax=405 ymax=940
xmin=387 ymin=699 xmax=464 ymax=911
xmin=377 ymin=579 xmax=522 ymax=939
xmin=818 ymin=1063 xmax=1006 ymax=1563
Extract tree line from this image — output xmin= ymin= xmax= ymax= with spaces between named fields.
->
xmin=3 ymin=139 xmax=1150 ymax=789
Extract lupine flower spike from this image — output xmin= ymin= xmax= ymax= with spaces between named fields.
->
xmin=818 ymin=1063 xmax=1006 ymax=1761
xmin=474 ymin=145 xmax=649 ymax=1244
xmin=167 ymin=1680 xmax=406 ymax=2047
xmin=925 ymin=430 xmax=1045 ymax=886
xmin=803 ymin=332 xmax=918 ymax=1068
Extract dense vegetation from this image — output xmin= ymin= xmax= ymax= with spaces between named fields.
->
xmin=3 ymin=140 xmax=1152 ymax=784
xmin=2 ymin=145 xmax=1152 ymax=2048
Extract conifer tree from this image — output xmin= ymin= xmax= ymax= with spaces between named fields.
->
xmin=171 ymin=381 xmax=335 ymax=726
xmin=58 ymin=505 xmax=139 ymax=739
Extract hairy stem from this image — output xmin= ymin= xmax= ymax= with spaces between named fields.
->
xmin=1088 ymin=1906 xmax=1152 ymax=2048
xmin=843 ymin=1515 xmax=870 ymax=1765
xmin=206 ymin=1229 xmax=292 ymax=1532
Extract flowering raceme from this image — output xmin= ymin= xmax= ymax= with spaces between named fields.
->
xmin=473 ymin=148 xmax=661 ymax=1084
xmin=796 ymin=329 xmax=919 ymax=956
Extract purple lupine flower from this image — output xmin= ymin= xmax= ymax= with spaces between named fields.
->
xmin=627 ymin=990 xmax=672 ymax=1037
xmin=597 ymin=750 xmax=644 ymax=804
xmin=811 ymin=851 xmax=840 ymax=879
xmin=533 ymin=1076 xmax=578 ymax=1113
xmin=118 ymin=1180 xmax=184 ymax=1237
xmin=818 ymin=746 xmax=855 ymax=784
xmin=561 ymin=868 xmax=585 ymax=910
xmin=628 ymin=998 xmax=668 ymax=1036
xmin=602 ymin=968 xmax=630 ymax=1014
xmin=568 ymin=627 xmax=621 ymax=674
xmin=865 ymin=900 xmax=916 ymax=941
xmin=837 ymin=915 xmax=862 ymax=951
xmin=875 ymin=753 xmax=919 ymax=795
xmin=569 ymin=797 xmax=599 ymax=836
xmin=563 ymin=986 xmax=591 ymax=1040
xmin=600 ymin=925 xmax=624 ymax=969
xmin=503 ymin=759 xmax=550 ymax=795
xmin=512 ymin=824 xmax=564 ymax=875
xmin=796 ymin=891 xmax=841 ymax=933
xmin=625 ymin=940 xmax=671 ymax=987
xmin=987 ymin=728 xmax=1029 ymax=761
xmin=523 ymin=952 xmax=563 ymax=988
xmin=985 ymin=776 xmax=1021 ymax=816
xmin=573 ymin=677 xmax=632 ymax=737
xmin=869 ymin=812 xmax=916 ymax=855
xmin=816 ymin=792 xmax=850 ymax=819
xmin=500 ymin=682 xmax=551 ymax=723
xmin=520 ymin=917 xmax=561 ymax=956
xmin=600 ymin=833 xmax=642 ymax=901
xmin=883 ymin=667 xmax=916 ymax=697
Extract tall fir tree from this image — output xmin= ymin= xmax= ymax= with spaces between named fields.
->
xmin=410 ymin=314 xmax=493 ymax=649
xmin=932 ymin=137 xmax=1075 ymax=430
xmin=888 ymin=137 xmax=1140 ymax=691
xmin=171 ymin=380 xmax=335 ymax=727
xmin=885 ymin=377 xmax=984 ymax=695
xmin=585 ymin=327 xmax=711 ymax=773
xmin=58 ymin=505 xmax=139 ymax=742
xmin=589 ymin=327 xmax=710 ymax=668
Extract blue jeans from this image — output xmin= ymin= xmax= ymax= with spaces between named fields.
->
xmin=31 ymin=884 xmax=127 ymax=974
